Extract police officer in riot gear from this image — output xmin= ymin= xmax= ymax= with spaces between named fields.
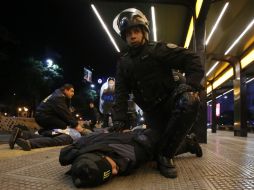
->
xmin=111 ymin=8 xmax=204 ymax=178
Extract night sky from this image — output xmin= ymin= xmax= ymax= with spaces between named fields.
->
xmin=0 ymin=0 xmax=118 ymax=91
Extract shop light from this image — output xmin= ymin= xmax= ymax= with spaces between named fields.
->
xmin=91 ymin=4 xmax=120 ymax=52
xmin=151 ymin=6 xmax=157 ymax=41
xmin=184 ymin=0 xmax=203 ymax=48
xmin=241 ymin=48 xmax=254 ymax=69
xmin=206 ymin=2 xmax=229 ymax=45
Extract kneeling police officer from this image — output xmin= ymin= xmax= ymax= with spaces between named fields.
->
xmin=110 ymin=8 xmax=204 ymax=178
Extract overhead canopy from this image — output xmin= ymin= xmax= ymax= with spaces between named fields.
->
xmin=90 ymin=0 xmax=254 ymax=90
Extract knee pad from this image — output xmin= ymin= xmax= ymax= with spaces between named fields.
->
xmin=175 ymin=91 xmax=200 ymax=113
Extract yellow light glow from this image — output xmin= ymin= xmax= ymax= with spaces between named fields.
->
xmin=184 ymin=17 xmax=194 ymax=48
xmin=184 ymin=0 xmax=203 ymax=48
xmin=196 ymin=0 xmax=203 ymax=18
xmin=206 ymin=68 xmax=233 ymax=94
xmin=207 ymin=85 xmax=212 ymax=94
xmin=213 ymin=68 xmax=234 ymax=89
xmin=241 ymin=48 xmax=254 ymax=69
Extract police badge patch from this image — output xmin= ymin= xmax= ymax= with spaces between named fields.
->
xmin=166 ymin=43 xmax=178 ymax=49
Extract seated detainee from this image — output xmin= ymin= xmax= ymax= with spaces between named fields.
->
xmin=9 ymin=125 xmax=83 ymax=151
xmin=59 ymin=129 xmax=202 ymax=188
xmin=34 ymin=83 xmax=82 ymax=136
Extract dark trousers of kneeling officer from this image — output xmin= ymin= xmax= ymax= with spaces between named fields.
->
xmin=144 ymin=84 xmax=200 ymax=178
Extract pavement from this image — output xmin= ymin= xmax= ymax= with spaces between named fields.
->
xmin=0 ymin=130 xmax=254 ymax=189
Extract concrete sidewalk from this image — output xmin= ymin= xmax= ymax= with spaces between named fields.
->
xmin=0 ymin=130 xmax=254 ymax=189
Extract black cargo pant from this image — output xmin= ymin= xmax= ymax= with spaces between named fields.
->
xmin=22 ymin=130 xmax=73 ymax=149
xmin=145 ymin=84 xmax=199 ymax=159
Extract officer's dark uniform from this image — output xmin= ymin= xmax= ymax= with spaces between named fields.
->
xmin=33 ymin=88 xmax=78 ymax=147
xmin=114 ymin=41 xmax=203 ymax=117
xmin=35 ymin=88 xmax=78 ymax=132
xmin=112 ymin=8 xmax=204 ymax=178
xmin=113 ymin=41 xmax=203 ymax=175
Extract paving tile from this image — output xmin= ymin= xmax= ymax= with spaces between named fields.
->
xmin=0 ymin=130 xmax=253 ymax=189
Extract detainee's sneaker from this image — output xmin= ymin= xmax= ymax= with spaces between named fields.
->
xmin=9 ymin=127 xmax=21 ymax=149
xmin=16 ymin=138 xmax=31 ymax=151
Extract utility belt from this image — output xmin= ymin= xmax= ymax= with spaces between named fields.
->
xmin=140 ymin=84 xmax=194 ymax=113
xmin=135 ymin=92 xmax=170 ymax=112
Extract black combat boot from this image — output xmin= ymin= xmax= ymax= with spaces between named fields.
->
xmin=157 ymin=155 xmax=177 ymax=178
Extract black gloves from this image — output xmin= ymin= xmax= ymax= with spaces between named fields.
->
xmin=108 ymin=121 xmax=126 ymax=132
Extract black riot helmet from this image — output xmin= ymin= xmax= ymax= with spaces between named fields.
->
xmin=113 ymin=8 xmax=149 ymax=41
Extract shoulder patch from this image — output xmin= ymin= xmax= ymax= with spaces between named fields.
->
xmin=166 ymin=43 xmax=178 ymax=49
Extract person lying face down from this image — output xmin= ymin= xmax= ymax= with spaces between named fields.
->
xmin=69 ymin=153 xmax=119 ymax=187
xmin=60 ymin=129 xmax=156 ymax=187
xmin=59 ymin=129 xmax=202 ymax=188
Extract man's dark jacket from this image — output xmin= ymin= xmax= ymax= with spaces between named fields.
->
xmin=114 ymin=42 xmax=204 ymax=121
xmin=59 ymin=129 xmax=158 ymax=175
xmin=35 ymin=89 xmax=78 ymax=128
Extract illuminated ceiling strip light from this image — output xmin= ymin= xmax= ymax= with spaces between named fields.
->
xmin=247 ymin=77 xmax=254 ymax=84
xmin=206 ymin=61 xmax=219 ymax=76
xmin=184 ymin=0 xmax=203 ymax=48
xmin=206 ymin=18 xmax=254 ymax=77
xmin=184 ymin=17 xmax=194 ymax=48
xmin=151 ymin=6 xmax=157 ymax=41
xmin=216 ymin=94 xmax=222 ymax=99
xmin=241 ymin=48 xmax=254 ymax=69
xmin=213 ymin=68 xmax=233 ymax=89
xmin=225 ymin=18 xmax=254 ymax=55
xmin=195 ymin=0 xmax=203 ymax=18
xmin=91 ymin=4 xmax=120 ymax=52
xmin=206 ymin=2 xmax=229 ymax=45
xmin=223 ymin=89 xmax=233 ymax=95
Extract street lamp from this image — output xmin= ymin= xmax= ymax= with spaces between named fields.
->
xmin=24 ymin=107 xmax=29 ymax=117
xmin=46 ymin=59 xmax=53 ymax=68
xmin=98 ymin=79 xmax=102 ymax=84
xmin=23 ymin=107 xmax=28 ymax=112
xmin=17 ymin=107 xmax=22 ymax=117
